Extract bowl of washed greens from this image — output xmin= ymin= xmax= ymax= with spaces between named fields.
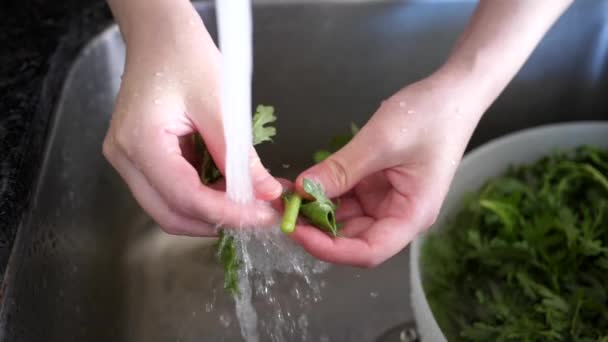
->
xmin=410 ymin=122 xmax=608 ymax=342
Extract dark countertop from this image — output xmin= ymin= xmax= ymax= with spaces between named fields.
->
xmin=0 ymin=0 xmax=112 ymax=275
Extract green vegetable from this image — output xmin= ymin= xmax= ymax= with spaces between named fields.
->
xmin=422 ymin=146 xmax=608 ymax=341
xmin=281 ymin=193 xmax=302 ymax=234
xmin=194 ymin=105 xmax=277 ymax=296
xmin=313 ymin=150 xmax=331 ymax=163
xmin=194 ymin=105 xmax=277 ymax=185
xmin=313 ymin=122 xmax=359 ymax=163
xmin=300 ymin=178 xmax=339 ymax=236
xmin=215 ymin=230 xmax=241 ymax=296
xmin=194 ymin=133 xmax=221 ymax=185
xmin=252 ymin=105 xmax=277 ymax=145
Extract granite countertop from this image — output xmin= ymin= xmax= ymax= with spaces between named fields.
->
xmin=0 ymin=0 xmax=111 ymax=275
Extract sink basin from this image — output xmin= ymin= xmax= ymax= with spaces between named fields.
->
xmin=1 ymin=1 xmax=607 ymax=341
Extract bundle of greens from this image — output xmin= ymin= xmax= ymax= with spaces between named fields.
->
xmin=422 ymin=146 xmax=608 ymax=341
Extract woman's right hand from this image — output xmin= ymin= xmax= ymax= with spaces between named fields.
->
xmin=103 ymin=0 xmax=282 ymax=235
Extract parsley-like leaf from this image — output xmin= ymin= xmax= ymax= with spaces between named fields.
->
xmin=252 ymin=105 xmax=277 ymax=146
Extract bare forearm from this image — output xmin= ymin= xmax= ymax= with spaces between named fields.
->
xmin=107 ymin=0 xmax=203 ymax=44
xmin=437 ymin=0 xmax=574 ymax=115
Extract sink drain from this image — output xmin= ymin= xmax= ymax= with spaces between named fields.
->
xmin=374 ymin=321 xmax=419 ymax=342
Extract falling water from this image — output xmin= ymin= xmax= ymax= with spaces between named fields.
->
xmin=215 ymin=0 xmax=259 ymax=340
xmin=216 ymin=0 xmax=254 ymax=204
xmin=215 ymin=1 xmax=329 ymax=341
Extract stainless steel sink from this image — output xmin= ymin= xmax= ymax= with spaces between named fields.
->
xmin=1 ymin=1 xmax=607 ymax=341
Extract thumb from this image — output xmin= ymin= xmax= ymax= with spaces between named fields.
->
xmin=296 ymin=128 xmax=386 ymax=198
xmin=250 ymin=149 xmax=283 ymax=201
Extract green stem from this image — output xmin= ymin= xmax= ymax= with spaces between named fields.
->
xmin=281 ymin=193 xmax=302 ymax=234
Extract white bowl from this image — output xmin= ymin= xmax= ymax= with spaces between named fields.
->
xmin=409 ymin=121 xmax=608 ymax=342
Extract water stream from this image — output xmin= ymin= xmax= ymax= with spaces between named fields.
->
xmin=215 ymin=1 xmax=328 ymax=341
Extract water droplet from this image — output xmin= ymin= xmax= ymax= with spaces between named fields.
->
xmin=370 ymin=291 xmax=379 ymax=298
xmin=205 ymin=302 xmax=213 ymax=312
xmin=154 ymin=99 xmax=161 ymax=105
xmin=219 ymin=314 xmax=232 ymax=327
xmin=298 ymin=314 xmax=309 ymax=329
xmin=320 ymin=280 xmax=327 ymax=288
xmin=155 ymin=72 xmax=163 ymax=77
xmin=292 ymin=287 xmax=301 ymax=300
xmin=451 ymin=159 xmax=457 ymax=166
xmin=398 ymin=101 xmax=406 ymax=108
xmin=282 ymin=163 xmax=290 ymax=169
xmin=407 ymin=110 xmax=415 ymax=114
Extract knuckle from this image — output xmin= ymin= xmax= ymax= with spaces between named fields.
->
xmin=113 ymin=128 xmax=138 ymax=160
xmin=324 ymin=157 xmax=350 ymax=190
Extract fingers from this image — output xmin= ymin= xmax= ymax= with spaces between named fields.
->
xmin=249 ymin=150 xmax=282 ymax=201
xmin=187 ymin=93 xmax=281 ymax=202
xmin=105 ymin=126 xmax=279 ymax=231
xmin=103 ymin=145 xmax=215 ymax=236
xmin=334 ymin=196 xmax=364 ymax=221
xmin=290 ymin=217 xmax=421 ymax=268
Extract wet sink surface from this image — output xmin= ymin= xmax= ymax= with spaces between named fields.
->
xmin=1 ymin=1 xmax=607 ymax=341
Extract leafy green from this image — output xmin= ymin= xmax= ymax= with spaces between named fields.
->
xmin=194 ymin=105 xmax=277 ymax=185
xmin=252 ymin=105 xmax=277 ymax=145
xmin=215 ymin=230 xmax=241 ymax=296
xmin=302 ymin=178 xmax=336 ymax=209
xmin=193 ymin=134 xmax=221 ymax=185
xmin=313 ymin=150 xmax=332 ymax=164
xmin=313 ymin=122 xmax=359 ymax=163
xmin=422 ymin=146 xmax=608 ymax=341
xmin=300 ymin=178 xmax=339 ymax=236
xmin=194 ymin=104 xmax=277 ymax=296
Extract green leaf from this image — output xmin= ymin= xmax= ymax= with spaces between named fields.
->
xmin=252 ymin=105 xmax=277 ymax=146
xmin=302 ymin=178 xmax=336 ymax=209
xmin=313 ymin=150 xmax=331 ymax=163
xmin=300 ymin=201 xmax=339 ymax=236
xmin=301 ymin=178 xmax=339 ymax=236
xmin=215 ymin=230 xmax=241 ymax=296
